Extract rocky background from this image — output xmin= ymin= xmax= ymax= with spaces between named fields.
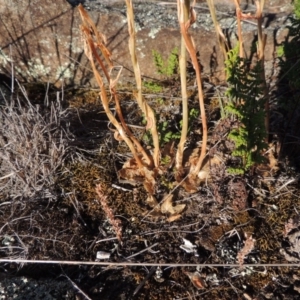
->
xmin=0 ymin=0 xmax=294 ymax=88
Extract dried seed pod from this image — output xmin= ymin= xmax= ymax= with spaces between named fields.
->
xmin=184 ymin=271 xmax=206 ymax=290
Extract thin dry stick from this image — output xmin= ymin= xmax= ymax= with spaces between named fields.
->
xmin=125 ymin=242 xmax=159 ymax=259
xmin=63 ymin=274 xmax=93 ymax=300
xmin=0 ymin=259 xmax=299 ymax=268
xmin=124 ymin=0 xmax=160 ymax=168
xmin=177 ymin=0 xmax=208 ymax=177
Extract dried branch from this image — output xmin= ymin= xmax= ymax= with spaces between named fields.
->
xmin=255 ymin=0 xmax=269 ymax=140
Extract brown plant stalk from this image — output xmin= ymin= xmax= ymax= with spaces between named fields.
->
xmin=124 ymin=0 xmax=160 ymax=168
xmin=255 ymin=0 xmax=269 ymax=140
xmin=233 ymin=0 xmax=269 ymax=139
xmin=177 ymin=0 xmax=208 ymax=178
xmin=234 ymin=0 xmax=245 ymax=58
xmin=206 ymin=0 xmax=229 ymax=60
xmin=78 ymin=4 xmax=151 ymax=168
xmin=175 ymin=0 xmax=190 ymax=177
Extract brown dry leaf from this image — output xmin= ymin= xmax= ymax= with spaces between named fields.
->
xmin=118 ymin=158 xmax=144 ymax=182
xmin=118 ymin=158 xmax=157 ymax=194
xmin=146 ymin=195 xmax=162 ymax=216
xmin=257 ymin=145 xmax=279 ymax=176
xmin=161 ymin=194 xmax=185 ymax=216
xmin=143 ymin=167 xmax=157 ymax=195
xmin=146 ymin=195 xmax=158 ymax=208
xmin=198 ymin=155 xmax=222 ymax=179
xmin=180 ymin=150 xmax=222 ymax=192
xmin=167 ymin=214 xmax=182 ymax=222
xmin=184 ymin=271 xmax=206 ymax=290
xmin=268 ymin=147 xmax=278 ymax=171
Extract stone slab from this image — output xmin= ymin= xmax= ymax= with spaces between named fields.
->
xmin=0 ymin=0 xmax=294 ymax=87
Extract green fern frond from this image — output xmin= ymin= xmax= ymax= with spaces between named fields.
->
xmin=224 ymin=43 xmax=267 ymax=174
xmin=152 ymin=47 xmax=179 ymax=77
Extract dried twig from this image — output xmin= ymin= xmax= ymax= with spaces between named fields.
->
xmin=0 ymin=259 xmax=299 ymax=268
xmin=125 ymin=242 xmax=159 ymax=259
xmin=206 ymin=0 xmax=229 ymax=59
xmin=62 ymin=273 xmax=92 ymax=300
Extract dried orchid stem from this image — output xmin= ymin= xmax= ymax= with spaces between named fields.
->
xmin=176 ymin=0 xmax=190 ymax=176
xmin=79 ymin=4 xmax=149 ymax=168
xmin=110 ymin=67 xmax=152 ymax=164
xmin=234 ymin=0 xmax=244 ymax=58
xmin=124 ymin=0 xmax=160 ymax=168
xmin=177 ymin=0 xmax=208 ymax=175
xmin=206 ymin=0 xmax=229 ymax=59
xmin=255 ymin=0 xmax=269 ymax=139
xmin=78 ymin=5 xmax=112 ymax=71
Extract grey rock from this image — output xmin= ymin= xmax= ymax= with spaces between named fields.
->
xmin=0 ymin=0 xmax=294 ymax=87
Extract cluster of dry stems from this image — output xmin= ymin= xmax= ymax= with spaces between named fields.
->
xmin=78 ymin=0 xmax=269 ymax=240
xmin=78 ymin=0 xmax=212 ymax=195
xmin=79 ymin=0 xmax=268 ymax=198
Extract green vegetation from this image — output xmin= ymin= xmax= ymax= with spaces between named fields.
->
xmin=278 ymin=2 xmax=300 ymax=98
xmin=142 ymin=80 xmax=163 ymax=93
xmin=295 ymin=0 xmax=300 ymax=18
xmin=225 ymin=45 xmax=267 ymax=174
xmin=142 ymin=114 xmax=180 ymax=146
xmin=152 ymin=47 xmax=179 ymax=77
xmin=143 ymin=47 xmax=180 ymax=94
xmin=142 ymin=108 xmax=199 ymax=147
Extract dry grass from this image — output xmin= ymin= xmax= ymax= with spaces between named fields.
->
xmin=0 ymin=83 xmax=72 ymax=200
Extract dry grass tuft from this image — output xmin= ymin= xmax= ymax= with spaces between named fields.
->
xmin=0 ymin=85 xmax=72 ymax=200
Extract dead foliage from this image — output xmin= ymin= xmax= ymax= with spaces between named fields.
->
xmin=0 ymin=91 xmax=71 ymax=200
